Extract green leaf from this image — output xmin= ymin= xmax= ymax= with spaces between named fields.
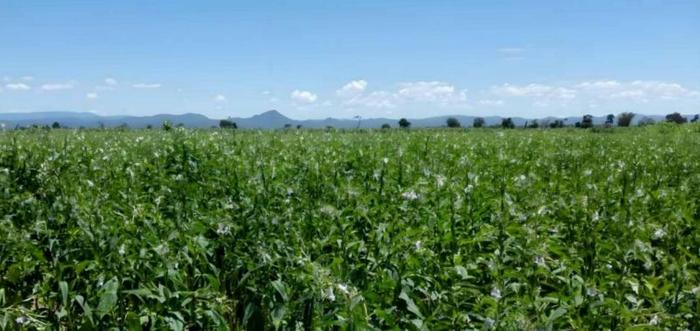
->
xmin=97 ymin=278 xmax=119 ymax=318
xmin=399 ymin=290 xmax=424 ymax=319
xmin=59 ymin=281 xmax=69 ymax=307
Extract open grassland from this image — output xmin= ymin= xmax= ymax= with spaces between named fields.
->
xmin=1 ymin=125 xmax=700 ymax=330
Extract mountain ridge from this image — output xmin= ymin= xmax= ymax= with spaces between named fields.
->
xmin=0 ymin=110 xmax=675 ymax=129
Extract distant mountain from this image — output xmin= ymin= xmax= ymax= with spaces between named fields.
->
xmin=0 ymin=112 xmax=217 ymax=129
xmin=0 ymin=110 xmax=682 ymax=130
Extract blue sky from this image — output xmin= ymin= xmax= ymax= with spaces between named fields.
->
xmin=1 ymin=0 xmax=699 ymax=119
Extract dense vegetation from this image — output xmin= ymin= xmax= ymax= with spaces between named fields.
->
xmin=1 ymin=125 xmax=700 ymax=330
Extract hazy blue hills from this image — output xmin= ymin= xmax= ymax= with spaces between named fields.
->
xmin=0 ymin=110 xmax=670 ymax=129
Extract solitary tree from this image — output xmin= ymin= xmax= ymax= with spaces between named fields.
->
xmin=581 ymin=114 xmax=594 ymax=128
xmin=398 ymin=118 xmax=411 ymax=129
xmin=501 ymin=117 xmax=515 ymax=129
xmin=605 ymin=114 xmax=615 ymax=127
xmin=162 ymin=121 xmax=173 ymax=131
xmin=473 ymin=117 xmax=485 ymax=128
xmin=51 ymin=121 xmax=61 ymax=129
xmin=691 ymin=114 xmax=699 ymax=123
xmin=665 ymin=112 xmax=687 ymax=124
xmin=617 ymin=112 xmax=635 ymax=127
xmin=446 ymin=117 xmax=461 ymax=128
xmin=381 ymin=123 xmax=391 ymax=129
xmin=219 ymin=119 xmax=237 ymax=129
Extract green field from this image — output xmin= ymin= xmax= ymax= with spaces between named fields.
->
xmin=1 ymin=126 xmax=699 ymax=330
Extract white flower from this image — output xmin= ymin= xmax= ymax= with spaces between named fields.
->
xmin=586 ymin=287 xmax=597 ymax=297
xmin=484 ymin=317 xmax=495 ymax=329
xmin=15 ymin=316 xmax=29 ymax=325
xmin=118 ymin=244 xmax=126 ymax=255
xmin=692 ymin=286 xmax=700 ymax=295
xmin=435 ymin=175 xmax=446 ymax=188
xmin=649 ymin=314 xmax=660 ymax=325
xmin=337 ymin=283 xmax=350 ymax=295
xmin=534 ymin=256 xmax=545 ymax=266
xmin=463 ymin=185 xmax=474 ymax=194
xmin=382 ymin=157 xmax=389 ymax=164
xmin=583 ymin=169 xmax=593 ymax=176
xmin=401 ymin=191 xmax=419 ymax=201
xmin=415 ymin=241 xmax=422 ymax=250
xmin=216 ymin=223 xmax=231 ymax=235
xmin=323 ymin=286 xmax=336 ymax=302
xmin=652 ymin=228 xmax=666 ymax=240
xmin=490 ymin=287 xmax=502 ymax=299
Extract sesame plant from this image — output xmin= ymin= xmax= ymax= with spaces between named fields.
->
xmin=1 ymin=125 xmax=699 ymax=330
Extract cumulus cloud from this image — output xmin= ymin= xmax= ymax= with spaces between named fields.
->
xmin=105 ymin=78 xmax=118 ymax=86
xmin=290 ymin=90 xmax=318 ymax=104
xmin=490 ymin=80 xmax=699 ymax=108
xmin=336 ymin=80 xmax=368 ymax=97
xmin=335 ymin=80 xmax=468 ymax=110
xmin=214 ymin=94 xmax=227 ymax=102
xmin=397 ymin=81 xmax=467 ymax=105
xmin=132 ymin=83 xmax=161 ymax=89
xmin=41 ymin=83 xmax=74 ymax=91
xmin=5 ymin=83 xmax=31 ymax=90
xmin=86 ymin=92 xmax=98 ymax=99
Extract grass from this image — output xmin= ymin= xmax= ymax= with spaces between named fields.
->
xmin=1 ymin=125 xmax=699 ymax=330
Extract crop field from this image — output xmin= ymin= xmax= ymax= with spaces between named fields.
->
xmin=1 ymin=126 xmax=699 ymax=330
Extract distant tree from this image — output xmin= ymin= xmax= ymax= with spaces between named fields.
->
xmin=501 ymin=117 xmax=515 ymax=129
xmin=581 ymin=114 xmax=594 ymax=128
xmin=283 ymin=123 xmax=292 ymax=129
xmin=381 ymin=123 xmax=391 ymax=129
xmin=51 ymin=121 xmax=61 ymax=129
xmin=473 ymin=117 xmax=485 ymax=128
xmin=691 ymin=114 xmax=699 ymax=123
xmin=574 ymin=122 xmax=582 ymax=128
xmin=98 ymin=121 xmax=105 ymax=129
xmin=605 ymin=114 xmax=615 ymax=127
xmin=446 ymin=117 xmax=461 ymax=128
xmin=162 ymin=121 xmax=173 ymax=131
xmin=665 ymin=112 xmax=687 ymax=124
xmin=219 ymin=119 xmax=237 ymax=129
xmin=296 ymin=124 xmax=303 ymax=129
xmin=528 ymin=120 xmax=539 ymax=129
xmin=639 ymin=117 xmax=656 ymax=126
xmin=325 ymin=125 xmax=335 ymax=132
xmin=176 ymin=123 xmax=185 ymax=128
xmin=617 ymin=112 xmax=635 ymax=127
xmin=549 ymin=120 xmax=565 ymax=128
xmin=398 ymin=118 xmax=411 ymax=129
xmin=146 ymin=124 xmax=153 ymax=129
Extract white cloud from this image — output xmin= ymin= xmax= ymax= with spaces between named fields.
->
xmin=5 ymin=83 xmax=31 ymax=91
xmin=214 ymin=94 xmax=227 ymax=102
xmin=290 ymin=90 xmax=318 ymax=104
xmin=105 ymin=78 xmax=118 ymax=86
xmin=397 ymin=81 xmax=467 ymax=105
xmin=21 ymin=76 xmax=34 ymax=81
xmin=41 ymin=83 xmax=74 ymax=91
xmin=345 ymin=91 xmax=397 ymax=109
xmin=132 ymin=83 xmax=161 ymax=89
xmin=479 ymin=99 xmax=504 ymax=106
xmin=86 ymin=92 xmax=98 ymax=99
xmin=489 ymin=80 xmax=699 ymax=110
xmin=336 ymin=80 xmax=367 ymax=97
